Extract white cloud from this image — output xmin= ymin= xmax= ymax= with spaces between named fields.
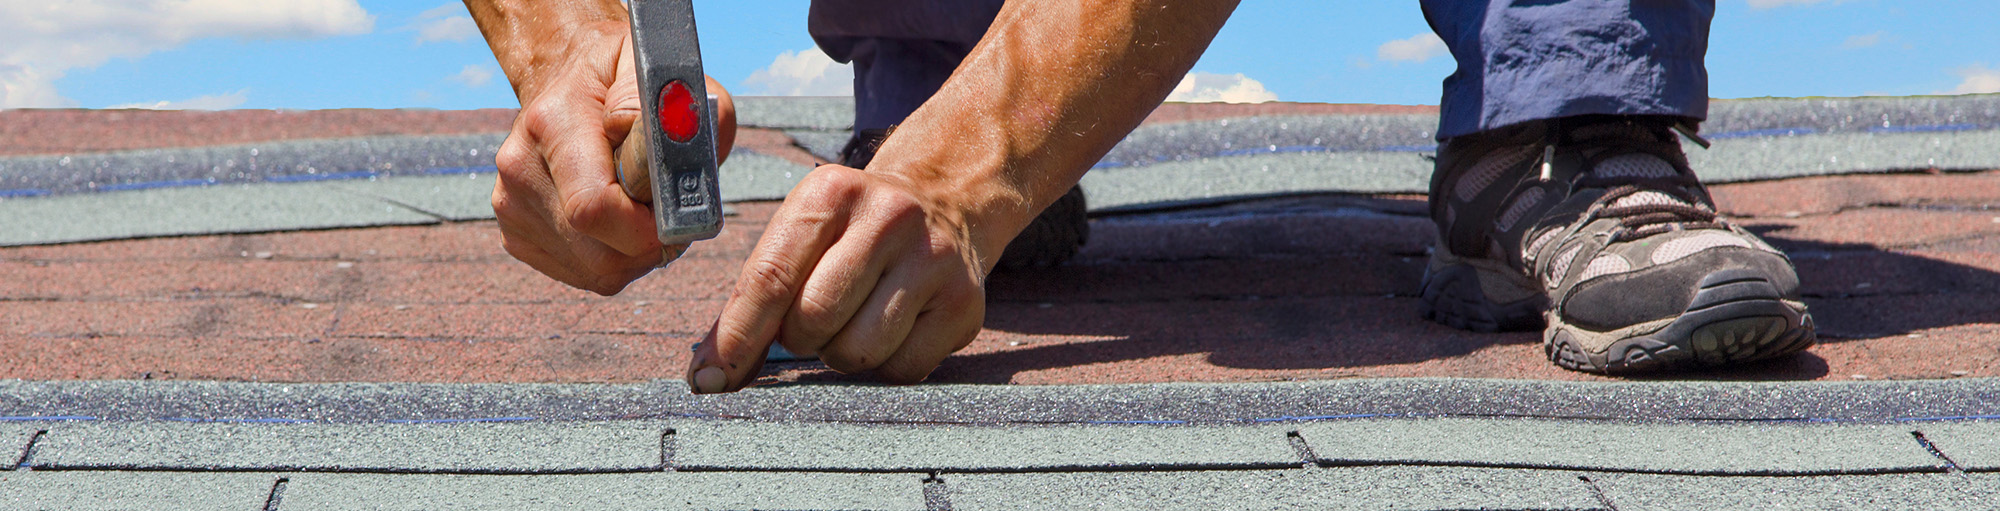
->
xmin=1840 ymin=32 xmax=1882 ymax=49
xmin=1747 ymin=0 xmax=1839 ymax=9
xmin=0 ymin=0 xmax=374 ymax=109
xmin=108 ymin=89 xmax=248 ymax=110
xmin=1945 ymin=65 xmax=2000 ymax=95
xmin=1165 ymin=72 xmax=1277 ymax=104
xmin=741 ymin=48 xmax=852 ymax=96
xmin=449 ymin=64 xmax=494 ymax=88
xmin=1377 ymin=33 xmax=1447 ymax=63
xmin=412 ymin=3 xmax=479 ymax=44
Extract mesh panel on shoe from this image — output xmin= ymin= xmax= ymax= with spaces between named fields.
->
xmin=1547 ymin=244 xmax=1582 ymax=288
xmin=1578 ymin=254 xmax=1632 ymax=282
xmin=1593 ymin=153 xmax=1678 ymax=180
xmin=1525 ymin=229 xmax=1562 ymax=264
xmin=1455 ymin=145 xmax=1537 ymax=201
xmin=1650 ymin=232 xmax=1756 ymax=264
xmin=1610 ymin=190 xmax=1689 ymax=209
xmin=1496 ymin=188 xmax=1545 ymax=233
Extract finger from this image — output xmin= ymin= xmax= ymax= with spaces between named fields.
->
xmin=817 ymin=257 xmax=937 ymax=374
xmin=493 ymin=152 xmax=661 ymax=294
xmin=777 ymin=206 xmax=920 ymax=356
xmin=686 ymin=321 xmax=765 ymax=394
xmin=874 ymin=290 xmax=984 ymax=385
xmin=689 ymin=173 xmax=864 ymax=393
xmin=604 ymin=35 xmax=642 ymax=146
xmin=531 ymin=98 xmax=663 ymax=258
xmin=705 ymin=75 xmax=736 ymax=165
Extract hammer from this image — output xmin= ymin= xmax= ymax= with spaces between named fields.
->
xmin=614 ymin=0 xmax=733 ymax=249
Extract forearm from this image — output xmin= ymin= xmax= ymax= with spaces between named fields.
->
xmin=463 ymin=0 xmax=629 ymax=102
xmin=868 ymin=0 xmax=1240 ymax=268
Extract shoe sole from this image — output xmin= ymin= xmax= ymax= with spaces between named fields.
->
xmin=1545 ymin=269 xmax=1817 ymax=374
xmin=995 ymin=185 xmax=1089 ymax=270
xmin=1418 ymin=252 xmax=1546 ymax=333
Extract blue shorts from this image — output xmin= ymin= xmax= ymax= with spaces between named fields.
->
xmin=808 ymin=0 xmax=1715 ymax=139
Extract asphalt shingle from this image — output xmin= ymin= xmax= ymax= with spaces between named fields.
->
xmin=3 ymin=426 xmax=36 ymax=469
xmin=276 ymin=472 xmax=926 ymax=511
xmin=1914 ymin=421 xmax=2000 ymax=471
xmin=28 ymin=421 xmax=665 ymax=473
xmin=716 ymin=151 xmax=810 ymax=202
xmin=944 ymin=466 xmax=1601 ymax=511
xmin=0 ymin=182 xmax=439 ymax=246
xmin=9 ymin=379 xmax=2000 ymax=426
xmin=1080 ymin=151 xmax=1432 ymax=211
xmin=734 ymin=97 xmax=854 ymax=131
xmin=1298 ymin=418 xmax=1943 ymax=475
xmin=330 ymin=174 xmax=499 ymax=221
xmin=1587 ymin=471 xmax=1995 ymax=510
xmin=0 ymin=471 xmax=277 ymax=511
xmin=0 ymin=134 xmax=504 ymax=197
xmin=672 ymin=420 xmax=1299 ymax=472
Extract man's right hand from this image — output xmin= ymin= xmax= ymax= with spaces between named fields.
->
xmin=484 ymin=17 xmax=670 ymax=295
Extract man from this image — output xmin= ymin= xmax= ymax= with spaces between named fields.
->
xmin=466 ymin=0 xmax=1814 ymax=394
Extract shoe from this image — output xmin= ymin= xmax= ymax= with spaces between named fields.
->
xmin=1420 ymin=115 xmax=1816 ymax=373
xmin=839 ymin=129 xmax=1088 ymax=270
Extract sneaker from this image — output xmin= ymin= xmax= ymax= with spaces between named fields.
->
xmin=839 ymin=129 xmax=1089 ymax=270
xmin=1420 ymin=116 xmax=1816 ymax=373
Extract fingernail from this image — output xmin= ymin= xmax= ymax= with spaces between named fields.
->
xmin=693 ymin=366 xmax=727 ymax=394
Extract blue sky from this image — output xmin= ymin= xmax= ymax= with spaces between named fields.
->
xmin=5 ymin=0 xmax=1996 ymax=111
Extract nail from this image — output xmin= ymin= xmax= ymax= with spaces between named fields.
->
xmin=693 ymin=366 xmax=727 ymax=394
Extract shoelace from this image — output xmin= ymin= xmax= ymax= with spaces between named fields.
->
xmin=1558 ymin=122 xmax=1727 ymax=243
xmin=1588 ymin=179 xmax=1724 ymax=242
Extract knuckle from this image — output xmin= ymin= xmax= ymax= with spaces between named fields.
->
xmin=794 ymin=281 xmax=846 ymax=319
xmin=822 ymin=342 xmax=883 ymax=374
xmin=520 ymin=99 xmax=565 ymax=136
xmin=736 ymin=258 xmax=801 ymax=304
xmin=875 ymin=361 xmax=933 ymax=385
xmin=797 ymin=168 xmax=866 ymax=202
xmin=561 ymin=190 xmax=609 ymax=231
xmin=789 ymin=291 xmax=842 ymax=335
xmin=494 ymin=136 xmax=535 ymax=178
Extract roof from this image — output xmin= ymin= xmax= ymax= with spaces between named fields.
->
xmin=4 ymin=379 xmax=1999 ymax=509
xmin=1 ymin=96 xmax=1998 ymax=507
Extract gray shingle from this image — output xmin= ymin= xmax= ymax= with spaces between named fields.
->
xmin=1685 ymin=129 xmax=2000 ymax=182
xmin=1914 ymin=421 xmax=2000 ymax=471
xmin=30 ymin=421 xmax=665 ymax=473
xmin=11 ymin=379 xmax=2000 ymax=426
xmin=782 ymin=129 xmax=850 ymax=162
xmin=0 ymin=134 xmax=504 ymax=197
xmin=277 ymin=472 xmax=925 ymax=511
xmin=734 ymin=97 xmax=854 ymax=130
xmin=0 ymin=182 xmax=439 ymax=246
xmin=673 ymin=420 xmax=1298 ymax=472
xmin=1080 ymin=151 xmax=1433 ymax=211
xmin=330 ymin=174 xmax=498 ymax=221
xmin=1298 ymin=418 xmax=1942 ymax=475
xmin=4 ymin=426 xmax=37 ymax=469
xmin=945 ymin=466 xmax=1601 ymax=511
xmin=1588 ymin=472 xmax=1991 ymax=510
xmin=717 ymin=151 xmax=811 ymax=202
xmin=0 ymin=471 xmax=276 ymax=511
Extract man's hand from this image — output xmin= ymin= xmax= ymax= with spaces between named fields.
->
xmin=687 ymin=164 xmax=988 ymax=392
xmin=685 ymin=0 xmax=1238 ymax=393
xmin=466 ymin=0 xmax=735 ymax=295
xmin=489 ymin=20 xmax=668 ymax=295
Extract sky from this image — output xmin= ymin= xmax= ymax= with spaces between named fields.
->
xmin=2 ymin=0 xmax=1996 ymax=111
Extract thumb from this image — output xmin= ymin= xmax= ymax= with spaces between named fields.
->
xmin=687 ymin=321 xmax=769 ymax=394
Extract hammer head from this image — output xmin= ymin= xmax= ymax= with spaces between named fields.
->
xmin=617 ymin=0 xmax=723 ymax=246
